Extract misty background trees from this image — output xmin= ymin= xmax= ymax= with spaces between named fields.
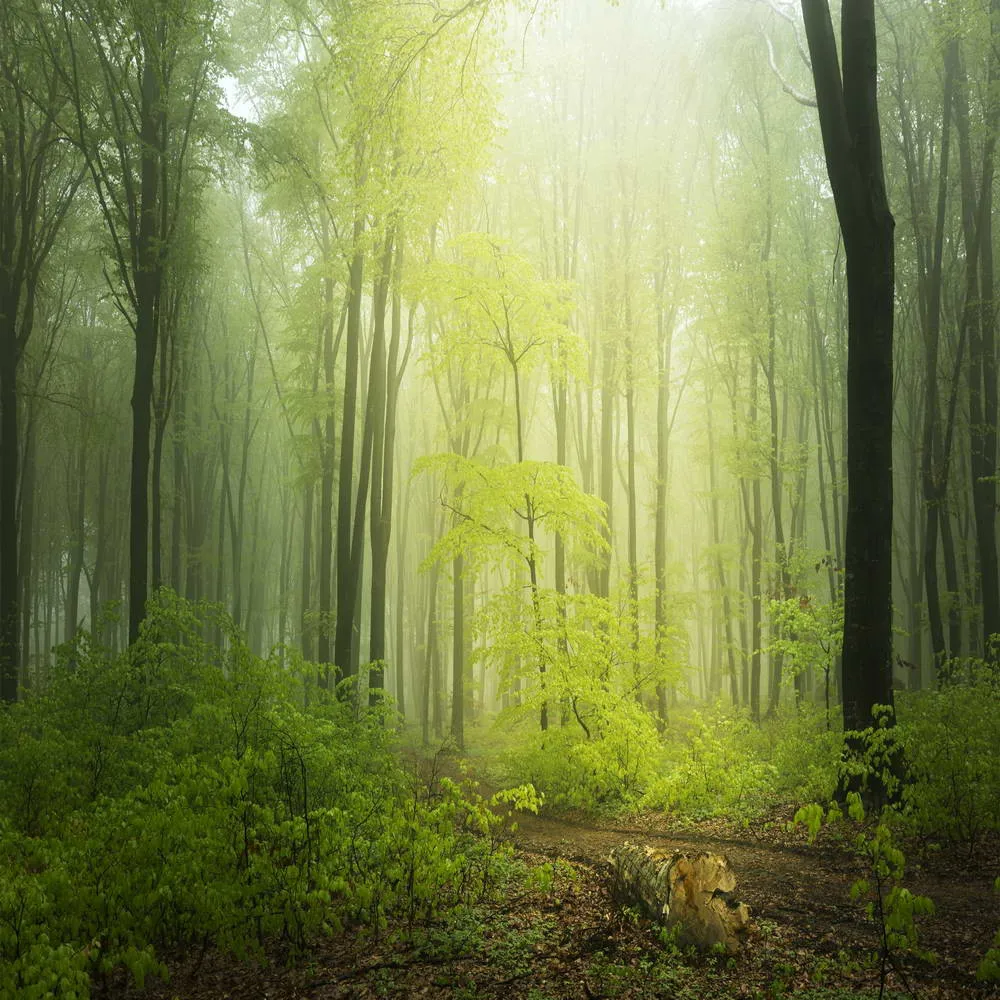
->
xmin=3 ymin=0 xmax=999 ymax=749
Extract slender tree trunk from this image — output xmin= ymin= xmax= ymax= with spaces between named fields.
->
xmin=597 ymin=341 xmax=615 ymax=599
xmin=90 ymin=450 xmax=109 ymax=637
xmin=334 ymin=195 xmax=367 ymax=678
xmin=170 ymin=375 xmax=185 ymax=592
xmin=65 ymin=437 xmax=87 ymax=643
xmin=394 ymin=463 xmax=411 ymax=719
xmin=0 ymin=324 xmax=18 ymax=700
xmin=17 ymin=423 xmax=36 ymax=684
xmin=921 ymin=38 xmax=956 ymax=668
xmin=370 ymin=232 xmax=402 ymax=704
xmin=625 ymin=337 xmax=640 ymax=699
xmin=451 ymin=554 xmax=464 ymax=746
xmin=706 ymin=393 xmax=736 ymax=706
xmin=300 ymin=480 xmax=315 ymax=662
xmin=742 ymin=358 xmax=764 ymax=724
xmin=318 ymin=222 xmax=337 ymax=682
xmin=654 ymin=271 xmax=673 ymax=723
xmin=128 ymin=37 xmax=164 ymax=645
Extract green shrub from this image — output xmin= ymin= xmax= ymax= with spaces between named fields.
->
xmin=979 ymin=878 xmax=1000 ymax=982
xmin=642 ymin=709 xmax=777 ymax=821
xmin=895 ymin=676 xmax=1000 ymax=851
xmin=760 ymin=704 xmax=841 ymax=803
xmin=499 ymin=699 xmax=661 ymax=811
xmin=0 ymin=591 xmax=520 ymax=997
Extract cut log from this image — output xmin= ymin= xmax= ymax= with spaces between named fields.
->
xmin=608 ymin=842 xmax=751 ymax=953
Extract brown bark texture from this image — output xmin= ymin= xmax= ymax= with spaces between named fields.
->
xmin=608 ymin=843 xmax=751 ymax=954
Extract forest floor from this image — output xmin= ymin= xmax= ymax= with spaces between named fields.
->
xmin=110 ymin=754 xmax=1000 ymax=1000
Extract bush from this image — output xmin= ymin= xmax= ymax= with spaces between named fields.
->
xmin=759 ymin=704 xmax=842 ymax=803
xmin=895 ymin=674 xmax=1000 ymax=852
xmin=499 ymin=699 xmax=662 ymax=811
xmin=642 ymin=708 xmax=777 ymax=821
xmin=0 ymin=591 xmax=518 ymax=997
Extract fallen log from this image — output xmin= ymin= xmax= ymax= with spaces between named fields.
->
xmin=608 ymin=842 xmax=751 ymax=953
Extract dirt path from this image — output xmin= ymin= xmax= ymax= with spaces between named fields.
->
xmin=504 ymin=796 xmax=1000 ymax=998
xmin=123 ymin=758 xmax=1000 ymax=1000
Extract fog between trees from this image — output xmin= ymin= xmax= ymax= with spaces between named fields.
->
xmin=2 ymin=0 xmax=997 ymax=747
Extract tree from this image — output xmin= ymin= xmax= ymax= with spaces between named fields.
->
xmin=53 ymin=0 xmax=217 ymax=644
xmin=421 ymin=233 xmax=581 ymax=730
xmin=800 ymin=1 xmax=895 ymax=733
xmin=0 ymin=0 xmax=81 ymax=700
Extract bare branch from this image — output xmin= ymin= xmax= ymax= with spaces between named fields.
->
xmin=761 ymin=29 xmax=817 ymax=108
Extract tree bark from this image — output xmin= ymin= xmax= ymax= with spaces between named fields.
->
xmin=801 ymin=0 xmax=895 ymax=734
xmin=609 ymin=843 xmax=750 ymax=954
xmin=334 ymin=197 xmax=367 ymax=679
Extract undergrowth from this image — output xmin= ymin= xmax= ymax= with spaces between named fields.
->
xmin=0 ymin=591 xmax=527 ymax=998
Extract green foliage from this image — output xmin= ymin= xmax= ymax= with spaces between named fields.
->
xmin=793 ymin=793 xmax=935 ymax=992
xmin=893 ymin=674 xmax=1000 ymax=852
xmin=643 ymin=709 xmax=777 ymax=821
xmin=500 ymin=701 xmax=662 ymax=811
xmin=0 ymin=592 xmax=518 ymax=997
xmin=979 ymin=878 xmax=1000 ymax=981
xmin=837 ymin=705 xmax=906 ymax=809
xmin=766 ymin=595 xmax=842 ymax=724
xmin=416 ymin=454 xmax=607 ymax=577
xmin=758 ymin=704 xmax=842 ymax=803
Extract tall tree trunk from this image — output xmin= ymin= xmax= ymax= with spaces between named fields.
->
xmin=65 ymin=436 xmax=86 ymax=642
xmin=318 ymin=222 xmax=337 ymax=682
xmin=802 ymin=0 xmax=896 ymax=735
xmin=706 ymin=392 xmax=736 ymax=706
xmin=0 ymin=321 xmax=18 ymax=700
xmin=921 ymin=38 xmax=956 ymax=669
xmin=300 ymin=480 xmax=315 ymax=662
xmin=451 ymin=554 xmax=464 ymax=746
xmin=973 ymin=6 xmax=1000 ymax=651
xmin=625 ymin=336 xmax=640 ymax=699
xmin=741 ymin=358 xmax=764 ymax=724
xmin=394 ymin=461 xmax=411 ymax=719
xmin=654 ymin=268 xmax=674 ymax=723
xmin=17 ymin=423 xmax=36 ymax=685
xmin=371 ymin=232 xmax=403 ymax=705
xmin=128 ymin=36 xmax=164 ymax=645
xmin=170 ymin=374 xmax=185 ymax=592
xmin=334 ymin=193 xmax=367 ymax=679
xmin=597 ymin=341 xmax=616 ymax=599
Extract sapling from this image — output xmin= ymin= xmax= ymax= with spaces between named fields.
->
xmin=793 ymin=793 xmax=934 ymax=1000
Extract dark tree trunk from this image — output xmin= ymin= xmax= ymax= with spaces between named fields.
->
xmin=921 ymin=38 xmax=956 ymax=669
xmin=802 ymin=0 xmax=896 ymax=734
xmin=0 ymin=324 xmax=18 ymax=700
xmin=654 ymin=266 xmax=674 ymax=723
xmin=625 ymin=337 xmax=640 ymax=697
xmin=597 ymin=340 xmax=615 ymax=599
xmin=317 ymin=222 xmax=336 ymax=682
xmin=170 ymin=374 xmax=185 ymax=592
xmin=300 ymin=480 xmax=315 ymax=662
xmin=65 ymin=437 xmax=86 ymax=642
xmin=370 ymin=232 xmax=402 ymax=705
xmin=334 ymin=202 xmax=366 ymax=679
xmin=127 ymin=37 xmax=166 ymax=645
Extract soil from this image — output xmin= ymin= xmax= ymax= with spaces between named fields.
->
xmin=105 ymin=757 xmax=1000 ymax=1000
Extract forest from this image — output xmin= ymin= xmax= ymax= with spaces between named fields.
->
xmin=2 ymin=0 xmax=1000 ymax=996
